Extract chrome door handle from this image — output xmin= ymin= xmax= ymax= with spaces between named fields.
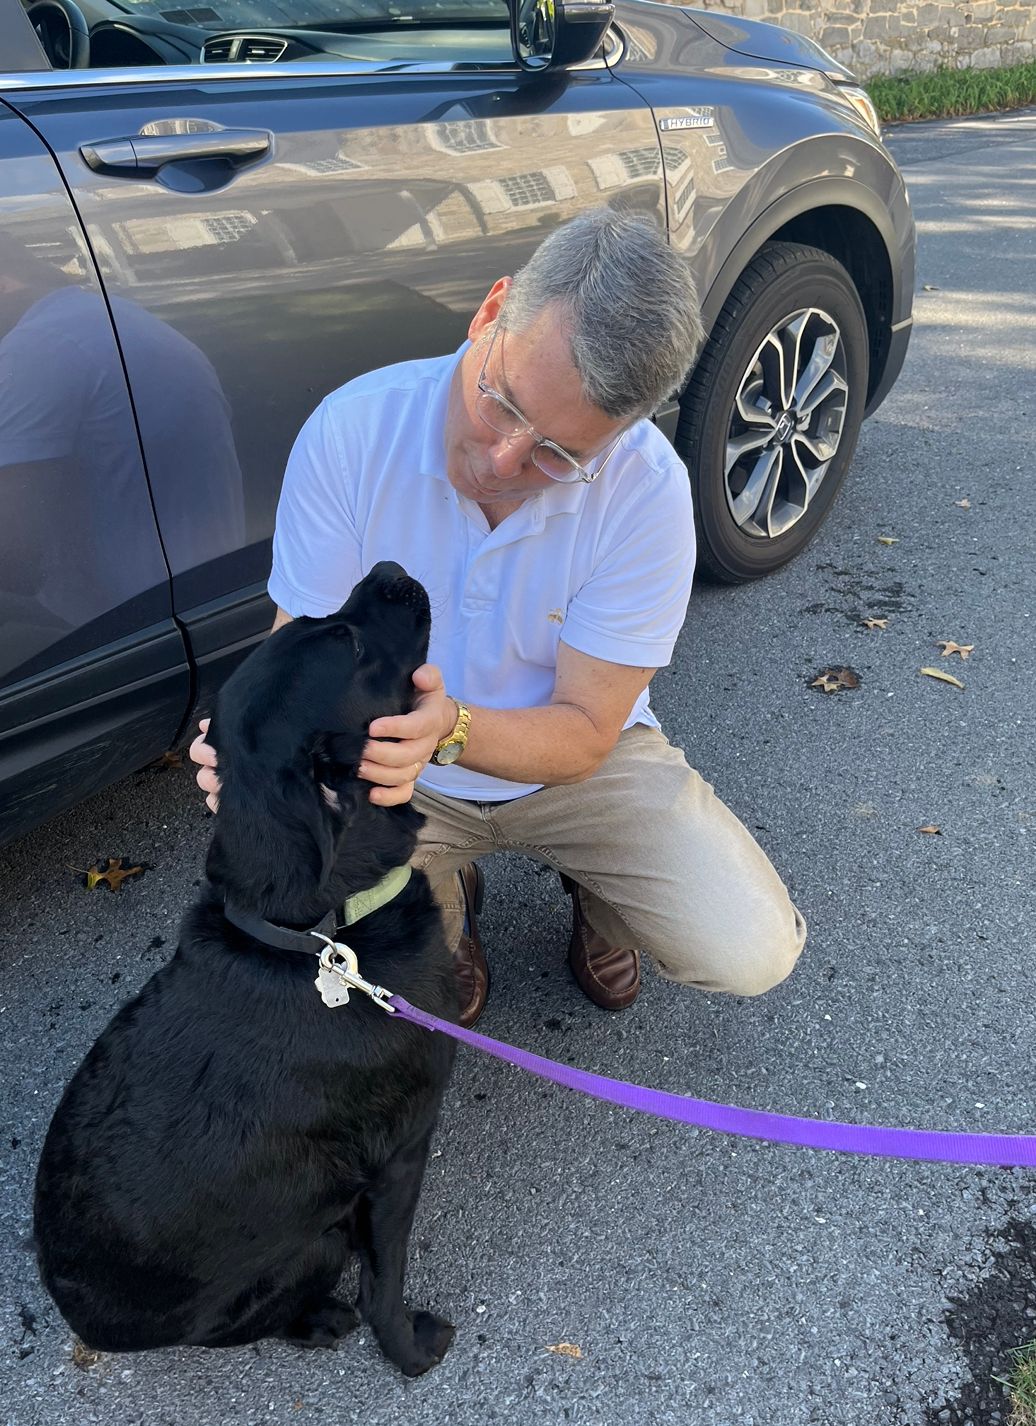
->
xmin=81 ymin=127 xmax=272 ymax=177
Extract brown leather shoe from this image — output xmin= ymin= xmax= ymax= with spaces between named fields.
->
xmin=561 ymin=874 xmax=641 ymax=1011
xmin=453 ymin=863 xmax=488 ymax=1028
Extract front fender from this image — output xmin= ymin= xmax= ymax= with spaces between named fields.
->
xmin=691 ymin=143 xmax=914 ymax=333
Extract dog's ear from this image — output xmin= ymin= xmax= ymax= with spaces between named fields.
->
xmin=209 ymin=761 xmax=341 ymax=897
xmin=311 ymin=733 xmax=364 ymax=824
xmin=287 ymin=766 xmax=342 ymax=889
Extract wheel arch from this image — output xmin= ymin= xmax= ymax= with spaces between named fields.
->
xmin=696 ymin=175 xmax=912 ymax=410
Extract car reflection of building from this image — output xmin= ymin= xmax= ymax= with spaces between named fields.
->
xmin=89 ymin=100 xmax=752 ymax=288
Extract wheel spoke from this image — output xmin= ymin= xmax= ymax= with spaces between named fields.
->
xmin=787 ymin=436 xmax=827 ymax=508
xmin=784 ymin=312 xmax=812 ymax=410
xmin=792 ymin=430 xmax=837 ymax=464
xmin=797 ymin=364 xmax=847 ymax=419
xmin=760 ymin=331 xmax=791 ymax=414
xmin=730 ymin=445 xmax=782 ymax=529
xmin=793 ymin=329 xmax=839 ymax=411
xmin=735 ymin=382 xmax=776 ymax=429
xmin=725 ymin=425 xmax=774 ymax=476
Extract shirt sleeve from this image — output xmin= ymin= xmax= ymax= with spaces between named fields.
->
xmin=268 ymin=397 xmax=364 ymax=618
xmin=560 ymin=452 xmax=695 ymax=669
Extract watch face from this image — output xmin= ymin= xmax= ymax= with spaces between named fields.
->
xmin=436 ymin=740 xmax=463 ymax=765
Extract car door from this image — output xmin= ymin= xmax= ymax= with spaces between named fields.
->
xmin=1 ymin=0 xmax=664 ymax=723
xmin=0 ymin=100 xmax=190 ymax=843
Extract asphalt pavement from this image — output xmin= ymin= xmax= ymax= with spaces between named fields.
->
xmin=2 ymin=108 xmax=1035 ymax=1426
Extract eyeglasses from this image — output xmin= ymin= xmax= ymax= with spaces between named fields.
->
xmin=476 ymin=326 xmax=625 ymax=484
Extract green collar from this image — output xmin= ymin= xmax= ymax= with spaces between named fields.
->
xmin=339 ymin=864 xmax=413 ymax=928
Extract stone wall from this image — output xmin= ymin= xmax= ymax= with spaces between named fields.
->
xmin=693 ymin=0 xmax=1036 ymax=78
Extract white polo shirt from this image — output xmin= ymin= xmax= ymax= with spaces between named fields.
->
xmin=268 ymin=345 xmax=695 ymax=802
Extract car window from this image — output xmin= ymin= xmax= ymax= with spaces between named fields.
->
xmin=110 ymin=0 xmax=509 ymax=27
xmin=11 ymin=0 xmax=515 ymax=71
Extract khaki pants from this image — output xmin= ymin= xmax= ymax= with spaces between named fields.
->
xmin=411 ymin=724 xmax=806 ymax=996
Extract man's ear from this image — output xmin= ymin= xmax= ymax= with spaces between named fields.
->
xmin=468 ymin=275 xmax=511 ymax=342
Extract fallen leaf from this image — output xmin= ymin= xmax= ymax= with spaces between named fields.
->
xmin=877 ymin=536 xmax=899 ymax=545
xmin=546 ymin=1343 xmax=583 ymax=1358
xmin=861 ymin=617 xmax=888 ymax=630
xmin=954 ymin=498 xmax=971 ymax=509
xmin=810 ymin=667 xmax=860 ymax=694
xmin=937 ymin=641 xmax=974 ymax=659
xmin=69 ymin=857 xmax=146 ymax=892
xmin=919 ymin=825 xmax=942 ymax=835
xmin=920 ymin=667 xmax=964 ymax=690
xmin=71 ymin=1339 xmax=103 ymax=1370
xmin=923 ymin=283 xmax=940 ymax=291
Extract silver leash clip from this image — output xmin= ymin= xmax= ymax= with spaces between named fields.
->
xmin=310 ymin=932 xmax=398 ymax=1014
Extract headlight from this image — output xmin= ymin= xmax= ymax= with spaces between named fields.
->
xmin=832 ymin=82 xmax=882 ymax=136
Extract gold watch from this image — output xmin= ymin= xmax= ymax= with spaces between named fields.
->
xmin=431 ymin=698 xmax=471 ymax=766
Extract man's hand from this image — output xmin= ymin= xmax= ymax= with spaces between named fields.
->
xmin=190 ymin=718 xmax=221 ymax=813
xmin=187 ymin=665 xmax=454 ymax=814
xmin=361 ymin=663 xmax=455 ymax=807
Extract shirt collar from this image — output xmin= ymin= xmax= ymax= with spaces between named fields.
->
xmin=420 ymin=341 xmax=468 ymax=483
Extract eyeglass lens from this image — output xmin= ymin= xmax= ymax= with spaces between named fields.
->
xmin=475 ymin=390 xmax=583 ymax=482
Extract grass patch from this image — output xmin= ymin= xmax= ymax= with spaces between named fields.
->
xmin=867 ymin=57 xmax=1036 ymax=122
xmin=994 ymin=1339 xmax=1036 ymax=1425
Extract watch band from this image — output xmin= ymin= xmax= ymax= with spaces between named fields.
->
xmin=432 ymin=698 xmax=471 ymax=764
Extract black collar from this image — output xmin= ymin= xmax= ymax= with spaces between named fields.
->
xmin=221 ymin=865 xmax=414 ymax=956
xmin=222 ymin=899 xmax=339 ymax=955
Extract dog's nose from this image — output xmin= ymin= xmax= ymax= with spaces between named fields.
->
xmin=369 ymin=560 xmax=410 ymax=585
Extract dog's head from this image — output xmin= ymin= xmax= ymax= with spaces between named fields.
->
xmin=204 ymin=562 xmax=432 ymax=922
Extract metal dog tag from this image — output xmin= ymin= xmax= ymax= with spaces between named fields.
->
xmin=316 ymin=965 xmax=351 ymax=1008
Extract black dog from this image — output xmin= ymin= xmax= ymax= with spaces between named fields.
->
xmin=33 ymin=562 xmax=459 ymax=1376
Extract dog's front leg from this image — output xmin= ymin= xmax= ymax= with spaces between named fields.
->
xmin=355 ymin=1131 xmax=455 ymax=1377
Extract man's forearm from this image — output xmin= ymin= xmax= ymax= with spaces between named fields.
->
xmin=451 ymin=702 xmax=610 ymax=786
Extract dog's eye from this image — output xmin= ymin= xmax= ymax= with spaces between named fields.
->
xmin=330 ymin=624 xmax=364 ymax=659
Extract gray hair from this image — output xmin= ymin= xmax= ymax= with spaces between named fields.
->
xmin=498 ymin=207 xmax=704 ymax=422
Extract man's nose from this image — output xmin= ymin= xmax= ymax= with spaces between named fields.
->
xmin=488 ymin=429 xmax=536 ymax=480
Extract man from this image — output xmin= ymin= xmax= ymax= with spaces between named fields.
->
xmin=192 ymin=207 xmax=806 ymax=1027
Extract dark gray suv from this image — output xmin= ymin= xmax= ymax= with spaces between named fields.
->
xmin=0 ymin=0 xmax=914 ymax=844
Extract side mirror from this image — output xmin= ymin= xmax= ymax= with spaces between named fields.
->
xmin=511 ymin=0 xmax=615 ymax=70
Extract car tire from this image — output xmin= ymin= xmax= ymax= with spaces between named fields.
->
xmin=676 ymin=241 xmax=870 ymax=583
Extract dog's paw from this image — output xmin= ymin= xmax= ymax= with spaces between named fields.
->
xmin=283 ymin=1297 xmax=360 ymax=1349
xmin=396 ymin=1310 xmax=456 ymax=1377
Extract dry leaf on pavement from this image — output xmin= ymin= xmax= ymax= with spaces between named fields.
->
xmin=920 ymin=667 xmax=964 ymax=690
xmin=71 ymin=1340 xmax=103 ymax=1370
xmin=877 ymin=536 xmax=899 ymax=545
xmin=861 ymin=617 xmax=888 ymax=630
xmin=545 ymin=1343 xmax=583 ymax=1358
xmin=937 ymin=641 xmax=974 ymax=659
xmin=919 ymin=825 xmax=942 ymax=835
xmin=69 ymin=857 xmax=146 ymax=892
xmin=810 ymin=668 xmax=861 ymax=694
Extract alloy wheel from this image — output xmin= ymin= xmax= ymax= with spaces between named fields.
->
xmin=724 ymin=308 xmax=849 ymax=539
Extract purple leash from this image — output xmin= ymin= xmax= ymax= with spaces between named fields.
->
xmin=389 ymin=996 xmax=1036 ymax=1168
